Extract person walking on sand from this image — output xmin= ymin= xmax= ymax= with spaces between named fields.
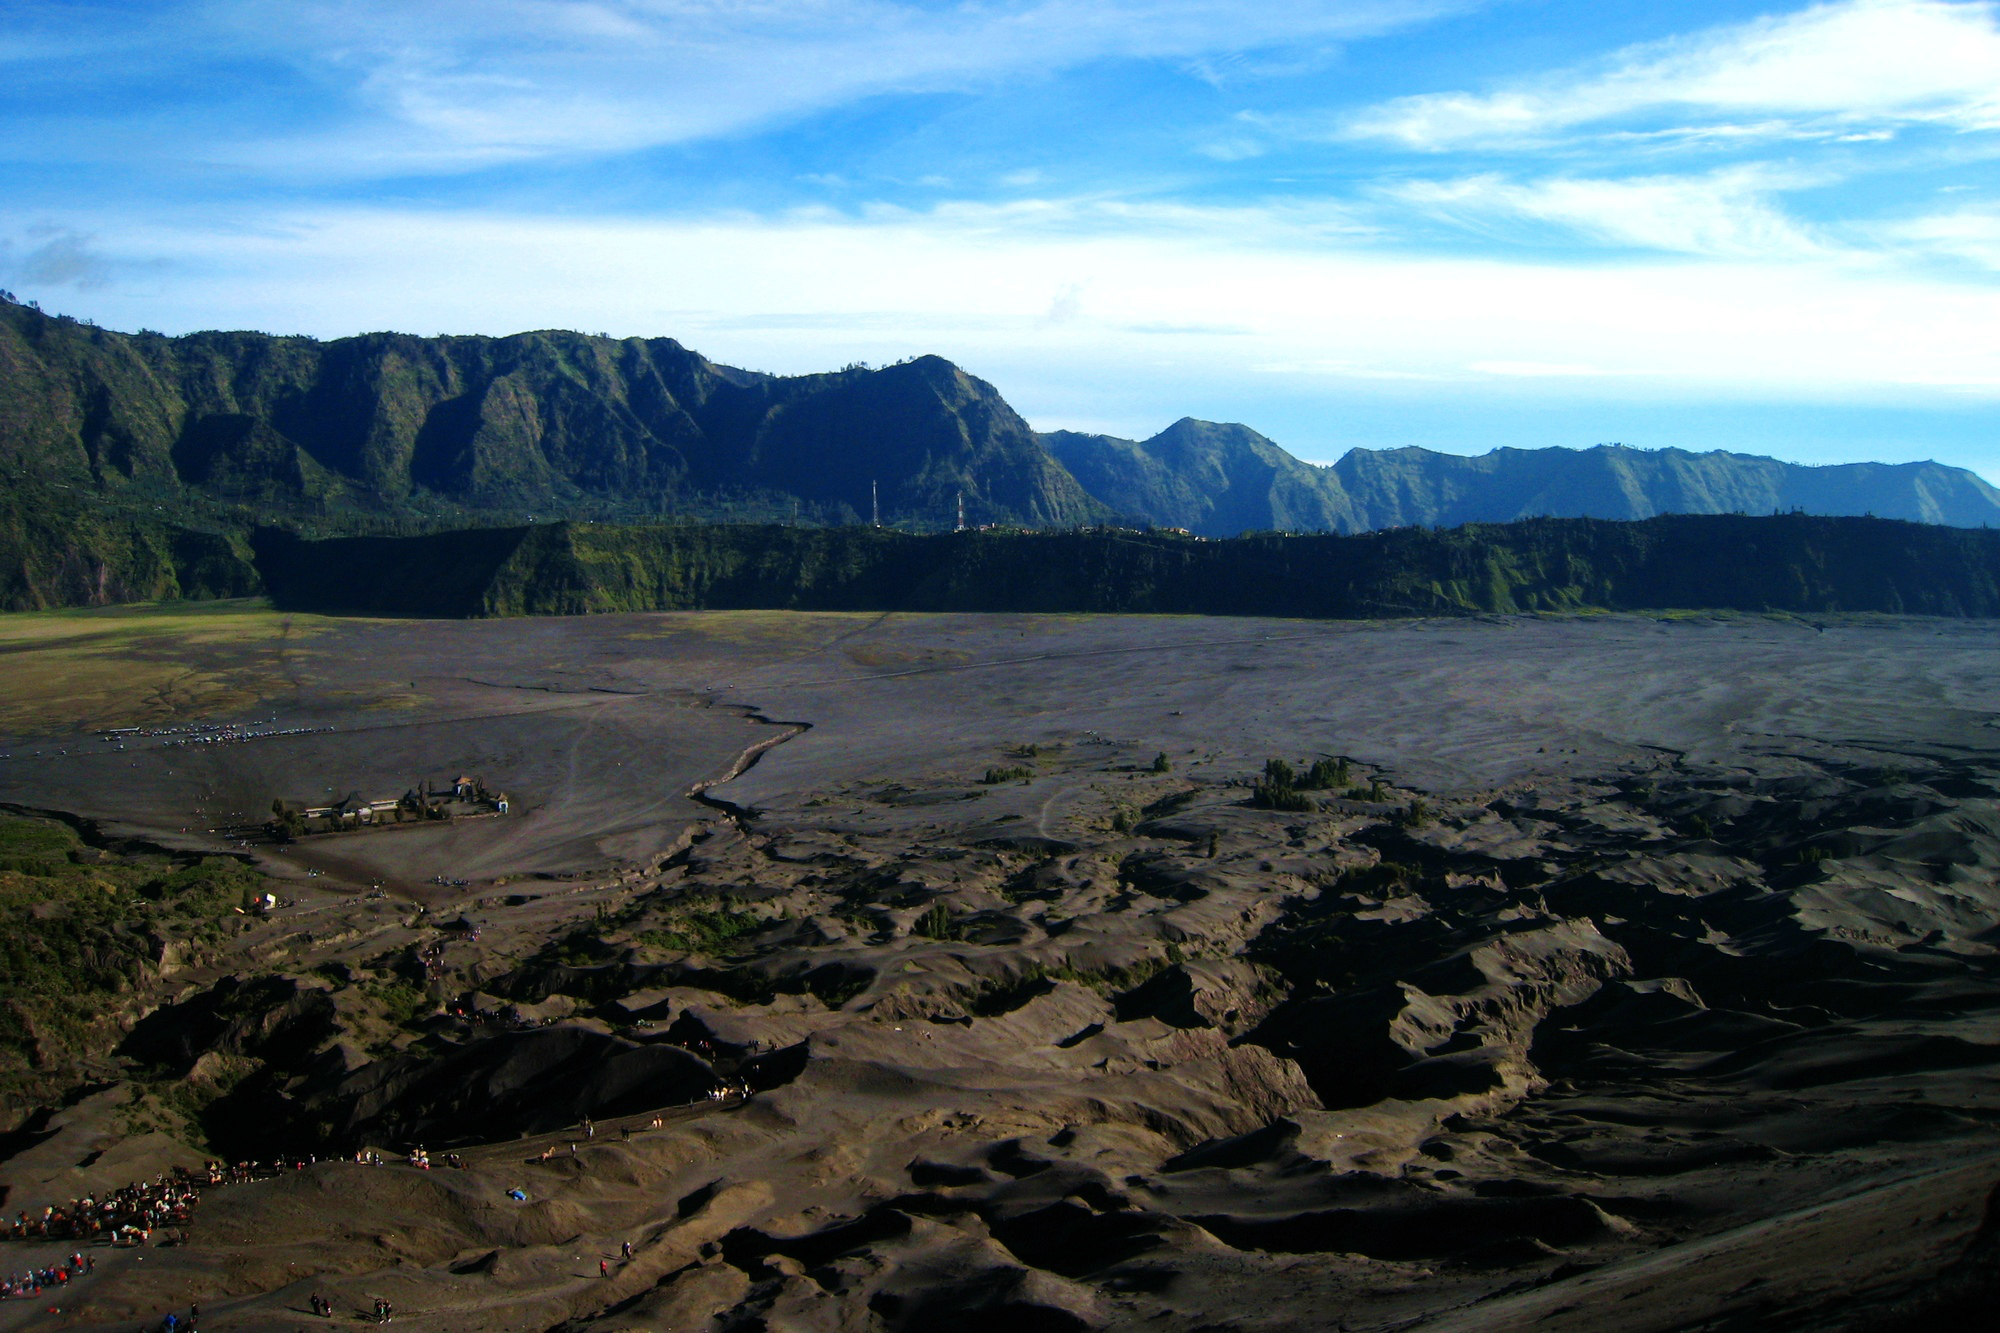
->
xmin=621 ymin=1240 xmax=633 ymax=1260
xmin=599 ymin=1258 xmax=609 ymax=1278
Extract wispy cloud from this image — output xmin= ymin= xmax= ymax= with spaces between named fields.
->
xmin=3 ymin=0 xmax=1465 ymax=177
xmin=1346 ymin=0 xmax=2000 ymax=150
xmin=1889 ymin=204 xmax=2000 ymax=267
xmin=1384 ymin=166 xmax=1836 ymax=260
xmin=0 ymin=227 xmax=119 ymax=289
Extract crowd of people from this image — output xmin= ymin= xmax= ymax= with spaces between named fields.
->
xmin=0 ymin=1116 xmax=686 ymax=1318
xmin=1 ymin=1159 xmax=317 ymax=1249
xmin=1 ymin=1251 xmax=92 ymax=1300
xmin=352 ymin=1148 xmax=462 ymax=1170
xmin=4 ymin=1177 xmax=196 ymax=1248
xmin=1 ymin=1162 xmax=324 ymax=1325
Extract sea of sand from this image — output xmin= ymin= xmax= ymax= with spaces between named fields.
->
xmin=2 ymin=607 xmax=1997 ymax=1331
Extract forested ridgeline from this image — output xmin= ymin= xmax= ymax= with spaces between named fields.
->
xmin=252 ymin=513 xmax=2000 ymax=619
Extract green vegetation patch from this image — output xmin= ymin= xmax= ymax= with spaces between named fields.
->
xmin=912 ymin=902 xmax=959 ymax=940
xmin=637 ymin=905 xmax=769 ymax=957
xmin=0 ymin=815 xmax=80 ymax=874
xmin=970 ymin=951 xmax=1180 ymax=1016
xmin=1250 ymin=758 xmax=1319 ymax=812
xmin=1303 ymin=757 xmax=1349 ymax=789
xmin=0 ymin=814 xmax=268 ymax=1109
xmin=358 ymin=978 xmax=435 ymax=1031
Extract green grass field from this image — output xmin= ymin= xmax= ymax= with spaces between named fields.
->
xmin=0 ymin=598 xmax=328 ymax=734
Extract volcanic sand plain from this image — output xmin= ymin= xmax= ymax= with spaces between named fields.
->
xmin=2 ymin=605 xmax=2000 ymax=1331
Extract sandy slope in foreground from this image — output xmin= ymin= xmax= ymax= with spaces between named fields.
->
xmin=4 ymin=610 xmax=2000 ymax=1332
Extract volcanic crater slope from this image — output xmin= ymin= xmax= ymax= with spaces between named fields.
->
xmin=61 ymin=742 xmax=2000 ymax=1330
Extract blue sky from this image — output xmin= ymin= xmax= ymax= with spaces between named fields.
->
xmin=4 ymin=0 xmax=2000 ymax=474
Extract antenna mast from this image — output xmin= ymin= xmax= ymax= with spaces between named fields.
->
xmin=872 ymin=480 xmax=880 ymax=527
xmin=956 ymin=490 xmax=966 ymax=532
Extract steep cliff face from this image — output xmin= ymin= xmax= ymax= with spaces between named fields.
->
xmin=0 ymin=301 xmax=1104 ymax=529
xmin=253 ymin=514 xmax=2000 ymax=621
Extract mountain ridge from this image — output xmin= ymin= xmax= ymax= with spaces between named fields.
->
xmin=6 ymin=295 xmax=1997 ymax=547
xmin=0 ymin=297 xmax=1104 ymax=531
xmin=1042 ymin=418 xmax=1362 ymax=534
xmin=1046 ymin=419 xmax=2000 ymax=536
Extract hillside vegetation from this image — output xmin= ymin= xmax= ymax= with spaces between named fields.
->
xmin=0 ymin=811 xmax=268 ymax=1114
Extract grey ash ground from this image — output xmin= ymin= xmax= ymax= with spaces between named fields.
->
xmin=6 ymin=610 xmax=2000 ymax=1331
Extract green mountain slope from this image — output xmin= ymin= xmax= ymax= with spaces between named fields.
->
xmin=0 ymin=298 xmax=1104 ymax=531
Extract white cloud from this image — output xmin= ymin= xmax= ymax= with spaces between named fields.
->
xmin=1347 ymin=0 xmax=2000 ymax=149
xmin=1892 ymin=205 xmax=2000 ymax=266
xmin=1386 ymin=166 xmax=1834 ymax=259
xmin=20 ymin=199 xmax=2000 ymax=405
xmin=1044 ymin=282 xmax=1086 ymax=325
